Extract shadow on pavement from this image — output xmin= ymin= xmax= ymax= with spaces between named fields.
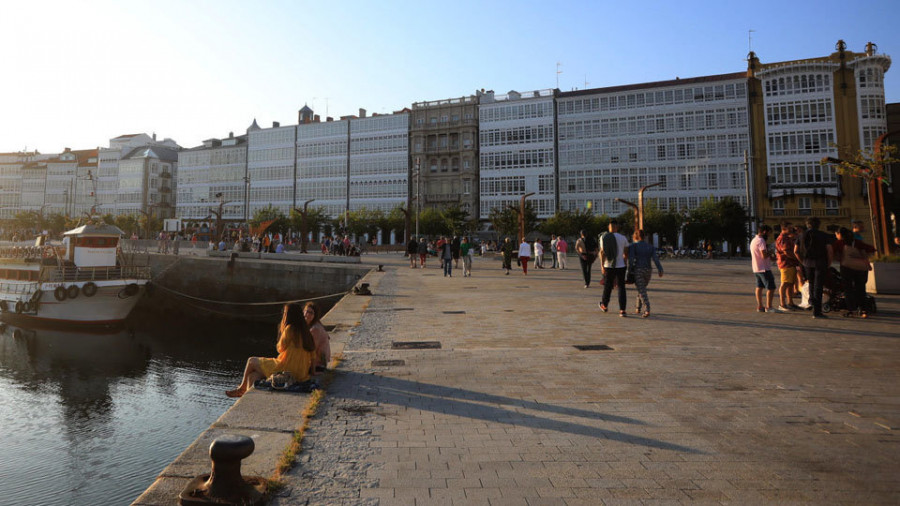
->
xmin=331 ymin=370 xmax=704 ymax=454
xmin=649 ymin=314 xmax=900 ymax=339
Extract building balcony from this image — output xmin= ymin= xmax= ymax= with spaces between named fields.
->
xmin=425 ymin=193 xmax=462 ymax=204
xmin=769 ymin=208 xmax=848 ymax=218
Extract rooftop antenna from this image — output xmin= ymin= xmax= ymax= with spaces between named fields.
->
xmin=748 ymin=29 xmax=755 ymax=54
xmin=584 ymin=75 xmax=589 ymax=89
xmin=556 ymin=62 xmax=562 ymax=89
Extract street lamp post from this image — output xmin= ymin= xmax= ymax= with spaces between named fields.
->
xmin=414 ymin=158 xmax=421 ymax=240
xmin=518 ymin=192 xmax=535 ymax=244
xmin=294 ymin=199 xmax=315 ymax=253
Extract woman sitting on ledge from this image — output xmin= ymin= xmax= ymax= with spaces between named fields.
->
xmin=304 ymin=301 xmax=331 ymax=373
xmin=226 ymin=303 xmax=315 ymax=398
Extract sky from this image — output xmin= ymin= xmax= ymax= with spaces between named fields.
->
xmin=2 ymin=0 xmax=899 ymax=154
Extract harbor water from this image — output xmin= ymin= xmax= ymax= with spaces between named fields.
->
xmin=0 ymin=312 xmax=280 ymax=506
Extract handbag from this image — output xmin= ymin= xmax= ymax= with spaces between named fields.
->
xmin=269 ymin=371 xmax=294 ymax=390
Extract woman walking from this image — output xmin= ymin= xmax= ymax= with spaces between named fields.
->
xmin=627 ymin=230 xmax=664 ymax=318
xmin=518 ymin=238 xmax=532 ymax=275
xmin=500 ymin=237 xmax=514 ymax=275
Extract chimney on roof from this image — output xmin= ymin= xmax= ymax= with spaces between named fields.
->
xmin=273 ymin=121 xmax=280 ymax=128
xmin=326 ymin=117 xmax=333 ymax=122
xmin=229 ymin=131 xmax=234 ymax=138
xmin=314 ymin=114 xmax=320 ymax=122
xmin=359 ymin=108 xmax=367 ymax=118
xmin=64 ymin=147 xmax=71 ymax=152
xmin=152 ymin=133 xmax=157 ymax=141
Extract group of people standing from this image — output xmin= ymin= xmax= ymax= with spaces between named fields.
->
xmin=406 ymin=236 xmax=474 ymax=277
xmin=751 ymin=217 xmax=874 ymax=319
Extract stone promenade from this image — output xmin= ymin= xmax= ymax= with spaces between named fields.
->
xmin=272 ymin=254 xmax=900 ymax=505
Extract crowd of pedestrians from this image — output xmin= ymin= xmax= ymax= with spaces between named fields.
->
xmin=750 ymin=217 xmax=876 ymax=319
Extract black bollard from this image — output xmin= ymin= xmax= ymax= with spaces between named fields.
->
xmin=179 ymin=434 xmax=267 ymax=505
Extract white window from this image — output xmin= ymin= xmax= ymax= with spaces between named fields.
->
xmin=798 ymin=197 xmax=811 ymax=215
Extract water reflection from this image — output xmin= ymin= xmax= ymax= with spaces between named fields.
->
xmin=0 ymin=316 xmax=274 ymax=506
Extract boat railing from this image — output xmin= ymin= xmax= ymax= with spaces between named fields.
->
xmin=0 ymin=245 xmax=63 ymax=260
xmin=46 ymin=265 xmax=151 ymax=282
xmin=0 ymin=280 xmax=38 ymax=296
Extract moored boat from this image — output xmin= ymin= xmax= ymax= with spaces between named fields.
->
xmin=0 ymin=224 xmax=149 ymax=326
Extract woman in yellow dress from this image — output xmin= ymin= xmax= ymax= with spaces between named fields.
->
xmin=226 ymin=303 xmax=315 ymax=398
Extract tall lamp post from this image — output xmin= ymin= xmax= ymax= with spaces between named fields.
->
xmin=294 ymin=199 xmax=315 ymax=253
xmin=414 ymin=158 xmax=421 ymax=240
xmin=615 ymin=182 xmax=662 ymax=232
xmin=518 ymin=192 xmax=535 ymax=244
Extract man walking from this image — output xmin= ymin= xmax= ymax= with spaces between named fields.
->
xmin=575 ymin=229 xmax=599 ymax=288
xmin=598 ymin=220 xmax=629 ymax=317
xmin=751 ymin=225 xmax=777 ymax=313
xmin=795 ymin=217 xmax=833 ymax=319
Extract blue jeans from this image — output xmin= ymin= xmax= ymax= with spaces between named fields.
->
xmin=443 ymin=259 xmax=452 ymax=276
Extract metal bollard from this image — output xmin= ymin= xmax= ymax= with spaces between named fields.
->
xmin=179 ymin=434 xmax=267 ymax=505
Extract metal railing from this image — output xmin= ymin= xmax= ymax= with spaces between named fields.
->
xmin=45 ymin=265 xmax=151 ymax=282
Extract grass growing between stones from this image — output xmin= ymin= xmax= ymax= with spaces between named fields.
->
xmin=269 ymin=353 xmax=345 ymax=488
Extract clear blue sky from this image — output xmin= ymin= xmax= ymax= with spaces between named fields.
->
xmin=2 ymin=0 xmax=898 ymax=153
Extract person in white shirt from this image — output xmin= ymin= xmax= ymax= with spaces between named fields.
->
xmin=533 ymin=239 xmax=544 ymax=269
xmin=598 ymin=219 xmax=630 ymax=317
xmin=518 ymin=238 xmax=532 ymax=275
xmin=550 ymin=235 xmax=559 ymax=269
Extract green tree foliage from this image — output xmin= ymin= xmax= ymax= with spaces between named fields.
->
xmin=616 ymin=202 xmax=683 ymax=245
xmin=384 ymin=207 xmax=407 ymax=243
xmin=417 ymin=208 xmax=446 ymax=237
xmin=289 ymin=206 xmax=330 ymax=241
xmin=440 ymin=205 xmax=470 ymax=236
xmin=251 ymin=205 xmax=289 ymax=235
xmin=682 ymin=197 xmax=748 ymax=251
xmin=345 ymin=208 xmax=383 ymax=239
xmin=539 ymin=209 xmax=608 ymax=239
xmin=489 ymin=202 xmax=537 ymax=241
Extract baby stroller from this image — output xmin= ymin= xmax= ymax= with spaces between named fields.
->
xmin=822 ymin=267 xmax=877 ymax=315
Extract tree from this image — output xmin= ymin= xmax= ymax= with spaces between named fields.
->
xmin=418 ymin=208 xmax=446 ymax=237
xmin=289 ymin=206 xmax=329 ymax=243
xmin=251 ymin=205 xmax=288 ymax=236
xmin=821 ymin=143 xmax=900 ymax=254
xmin=617 ymin=201 xmax=683 ymax=246
xmin=489 ymin=202 xmax=537 ymax=241
xmin=682 ymin=197 xmax=748 ymax=252
xmin=539 ymin=209 xmax=607 ymax=240
xmin=384 ymin=207 xmax=407 ymax=244
xmin=440 ymin=205 xmax=470 ymax=236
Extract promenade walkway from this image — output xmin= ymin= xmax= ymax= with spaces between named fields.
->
xmin=270 ymin=254 xmax=900 ymax=505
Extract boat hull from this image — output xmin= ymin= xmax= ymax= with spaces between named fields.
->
xmin=0 ymin=280 xmax=147 ymax=326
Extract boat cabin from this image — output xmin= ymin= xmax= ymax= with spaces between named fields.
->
xmin=63 ymin=224 xmax=123 ymax=268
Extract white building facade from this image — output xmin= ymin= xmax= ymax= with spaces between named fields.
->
xmin=478 ymin=90 xmax=557 ymax=219
xmin=176 ymin=133 xmax=248 ymax=222
xmin=557 ymin=73 xmax=751 ymax=216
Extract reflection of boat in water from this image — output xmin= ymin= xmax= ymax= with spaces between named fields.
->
xmin=0 ymin=224 xmax=149 ymax=327
xmin=0 ymin=322 xmax=150 ymax=382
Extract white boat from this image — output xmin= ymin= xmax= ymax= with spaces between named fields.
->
xmin=0 ymin=224 xmax=149 ymax=326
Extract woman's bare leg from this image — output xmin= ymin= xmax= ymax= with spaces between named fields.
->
xmin=226 ymin=357 xmax=264 ymax=397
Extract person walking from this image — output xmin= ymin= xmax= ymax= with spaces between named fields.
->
xmin=406 ymin=236 xmax=418 ymax=268
xmin=556 ymin=236 xmax=568 ymax=270
xmin=751 ymin=225 xmax=777 ymax=313
xmin=533 ymin=238 xmax=544 ymax=269
xmin=775 ymin=223 xmax=801 ymax=310
xmin=518 ymin=238 xmax=532 ymax=275
xmin=628 ymin=230 xmax=663 ymax=317
xmin=795 ymin=217 xmax=833 ymax=319
xmin=550 ymin=235 xmax=558 ymax=269
xmin=451 ymin=236 xmax=461 ymax=269
xmin=598 ymin=220 xmax=629 ymax=317
xmin=500 ymin=237 xmax=514 ymax=275
xmin=575 ymin=229 xmax=599 ymax=288
xmin=461 ymin=236 xmax=473 ymax=277
xmin=417 ymin=237 xmax=429 ymax=268
xmin=440 ymin=238 xmax=453 ymax=277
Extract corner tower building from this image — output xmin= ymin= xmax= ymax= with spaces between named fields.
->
xmin=748 ymin=41 xmax=891 ymax=229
